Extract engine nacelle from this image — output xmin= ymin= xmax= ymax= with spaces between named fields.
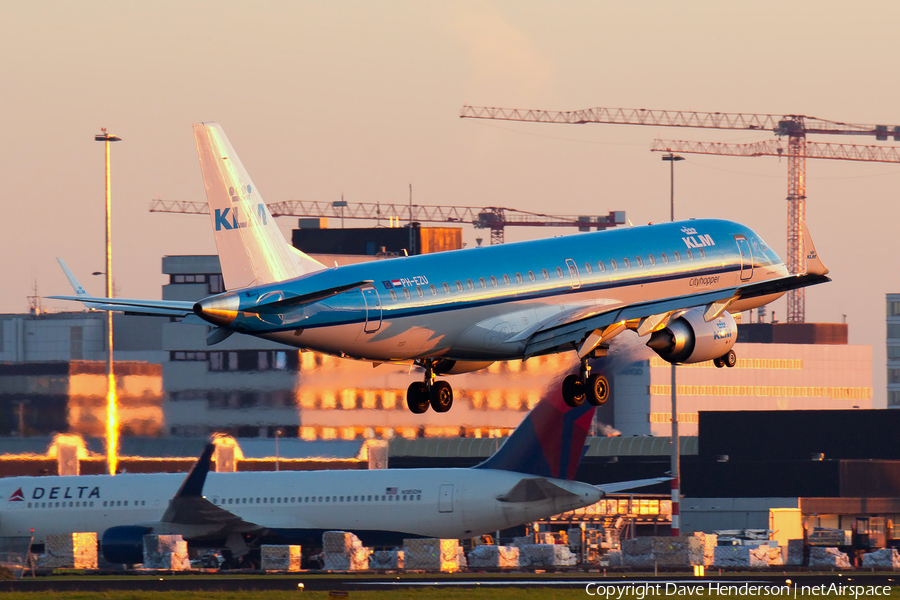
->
xmin=433 ymin=359 xmax=495 ymax=375
xmin=101 ymin=525 xmax=152 ymax=565
xmin=646 ymin=309 xmax=737 ymax=364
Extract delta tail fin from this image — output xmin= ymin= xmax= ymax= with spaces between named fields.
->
xmin=192 ymin=122 xmax=325 ymax=290
xmin=474 ymin=384 xmax=596 ymax=480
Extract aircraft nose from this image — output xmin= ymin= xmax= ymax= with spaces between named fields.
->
xmin=194 ymin=293 xmax=240 ymax=326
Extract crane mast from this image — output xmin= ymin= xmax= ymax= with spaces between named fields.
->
xmin=462 ymin=105 xmax=900 ymax=322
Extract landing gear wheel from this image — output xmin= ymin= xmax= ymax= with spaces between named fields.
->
xmin=713 ymin=356 xmax=725 ymax=368
xmin=430 ymin=380 xmax=453 ymax=413
xmin=724 ymin=349 xmax=737 ymax=368
xmin=562 ymin=374 xmax=585 ymax=408
xmin=406 ymin=381 xmax=430 ymax=414
xmin=586 ymin=373 xmax=610 ymax=406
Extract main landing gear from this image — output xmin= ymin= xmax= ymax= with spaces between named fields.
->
xmin=407 ymin=359 xmax=453 ymax=414
xmin=713 ymin=349 xmax=737 ymax=369
xmin=562 ymin=359 xmax=609 ymax=408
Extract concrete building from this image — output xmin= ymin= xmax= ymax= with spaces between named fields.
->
xmin=0 ymin=312 xmax=165 ymax=437
xmin=887 ymin=293 xmax=900 ymax=407
xmin=609 ymin=337 xmax=873 ymax=437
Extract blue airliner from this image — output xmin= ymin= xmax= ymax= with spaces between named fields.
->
xmin=52 ymin=123 xmax=830 ymax=413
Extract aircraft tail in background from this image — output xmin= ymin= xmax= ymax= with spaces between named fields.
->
xmin=474 ymin=386 xmax=595 ymax=480
xmin=192 ymin=122 xmax=325 ymax=290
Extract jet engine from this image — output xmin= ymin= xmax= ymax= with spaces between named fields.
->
xmin=646 ymin=308 xmax=737 ymax=364
xmin=432 ymin=360 xmax=495 ymax=375
xmin=101 ymin=525 xmax=151 ymax=565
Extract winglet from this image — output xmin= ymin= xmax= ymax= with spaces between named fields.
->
xmin=173 ymin=443 xmax=215 ymax=498
xmin=801 ymin=220 xmax=829 ymax=276
xmin=56 ymin=258 xmax=90 ymax=298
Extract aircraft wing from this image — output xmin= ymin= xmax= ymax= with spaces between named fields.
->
xmin=524 ymin=288 xmax=739 ymax=358
xmin=525 ymin=219 xmax=830 ymax=358
xmin=47 ymin=258 xmax=196 ymax=318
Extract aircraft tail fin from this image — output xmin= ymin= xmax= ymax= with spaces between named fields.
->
xmin=192 ymin=122 xmax=325 ymax=290
xmin=473 ymin=382 xmax=596 ymax=480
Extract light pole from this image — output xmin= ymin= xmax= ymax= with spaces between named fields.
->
xmin=275 ymin=428 xmax=282 ymax=472
xmin=95 ymin=128 xmax=121 ymax=475
xmin=661 ymin=152 xmax=684 ymax=536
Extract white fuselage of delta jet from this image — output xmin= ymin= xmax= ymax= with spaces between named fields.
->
xmin=0 ymin=468 xmax=601 ymax=545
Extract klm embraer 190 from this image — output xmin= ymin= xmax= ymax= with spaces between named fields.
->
xmin=52 ymin=123 xmax=831 ymax=413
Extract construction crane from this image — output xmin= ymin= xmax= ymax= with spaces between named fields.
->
xmin=650 ymin=137 xmax=900 ymax=322
xmin=149 ymin=199 xmax=626 ymax=245
xmin=460 ymin=105 xmax=900 ymax=323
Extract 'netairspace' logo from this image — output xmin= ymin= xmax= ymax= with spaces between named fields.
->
xmin=583 ymin=582 xmax=893 ymax=598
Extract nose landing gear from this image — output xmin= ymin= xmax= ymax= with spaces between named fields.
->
xmin=562 ymin=359 xmax=609 ymax=408
xmin=406 ymin=359 xmax=454 ymax=414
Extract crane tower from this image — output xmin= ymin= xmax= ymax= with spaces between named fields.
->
xmin=460 ymin=105 xmax=900 ymax=323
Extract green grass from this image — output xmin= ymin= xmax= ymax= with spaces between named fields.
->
xmin=4 ymin=587 xmax=900 ymax=600
xmin=0 ymin=591 xmax=583 ymax=600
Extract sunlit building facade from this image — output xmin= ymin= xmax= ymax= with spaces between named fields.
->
xmin=887 ymin=294 xmax=900 ymax=408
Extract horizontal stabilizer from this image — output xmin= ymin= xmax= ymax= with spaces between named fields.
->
xmin=244 ymin=280 xmax=374 ymax=314
xmin=207 ymin=327 xmax=235 ymax=346
xmin=497 ymin=478 xmax=579 ymax=503
xmin=46 ymin=295 xmax=196 ymax=317
xmin=51 ymin=258 xmax=196 ymax=317
xmin=596 ymin=477 xmax=670 ymax=495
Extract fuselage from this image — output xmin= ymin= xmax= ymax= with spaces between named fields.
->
xmin=0 ymin=468 xmax=601 ymax=547
xmin=207 ymin=219 xmax=786 ymax=361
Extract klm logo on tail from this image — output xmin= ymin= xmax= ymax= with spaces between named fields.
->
xmin=215 ymin=204 xmax=268 ymax=231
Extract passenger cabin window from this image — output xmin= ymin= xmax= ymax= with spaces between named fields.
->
xmin=556 ymin=267 xmax=564 ymax=278
xmin=417 ymin=286 xmax=424 ymax=298
xmin=390 ymin=290 xmax=397 ymax=301
xmin=674 ymin=251 xmax=681 ymax=262
xmin=598 ymin=261 xmax=606 ymax=272
xmin=699 ymin=247 xmax=706 ymax=258
xmin=479 ymin=277 xmax=486 ymax=288
xmin=649 ymin=254 xmax=656 ymax=266
xmin=456 ymin=281 xmax=463 ymax=292
xmin=584 ymin=263 xmax=592 ymax=274
xmin=443 ymin=282 xmax=451 ymax=293
xmin=429 ymin=285 xmax=437 ymax=295
xmin=636 ymin=256 xmax=643 ymax=267
xmin=623 ymin=258 xmax=631 ymax=269
xmin=490 ymin=276 xmax=498 ymax=287
xmin=686 ymin=249 xmax=694 ymax=260
xmin=467 ymin=279 xmax=474 ymax=290
xmin=542 ymin=269 xmax=549 ymax=280
xmin=403 ymin=288 xmax=411 ymax=299
xmin=502 ymin=274 xmax=510 ymax=285
xmin=515 ymin=273 xmax=523 ymax=284
xmin=661 ymin=252 xmax=668 ymax=264
xmin=528 ymin=271 xmax=536 ymax=282
xmin=611 ymin=259 xmax=618 ymax=270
